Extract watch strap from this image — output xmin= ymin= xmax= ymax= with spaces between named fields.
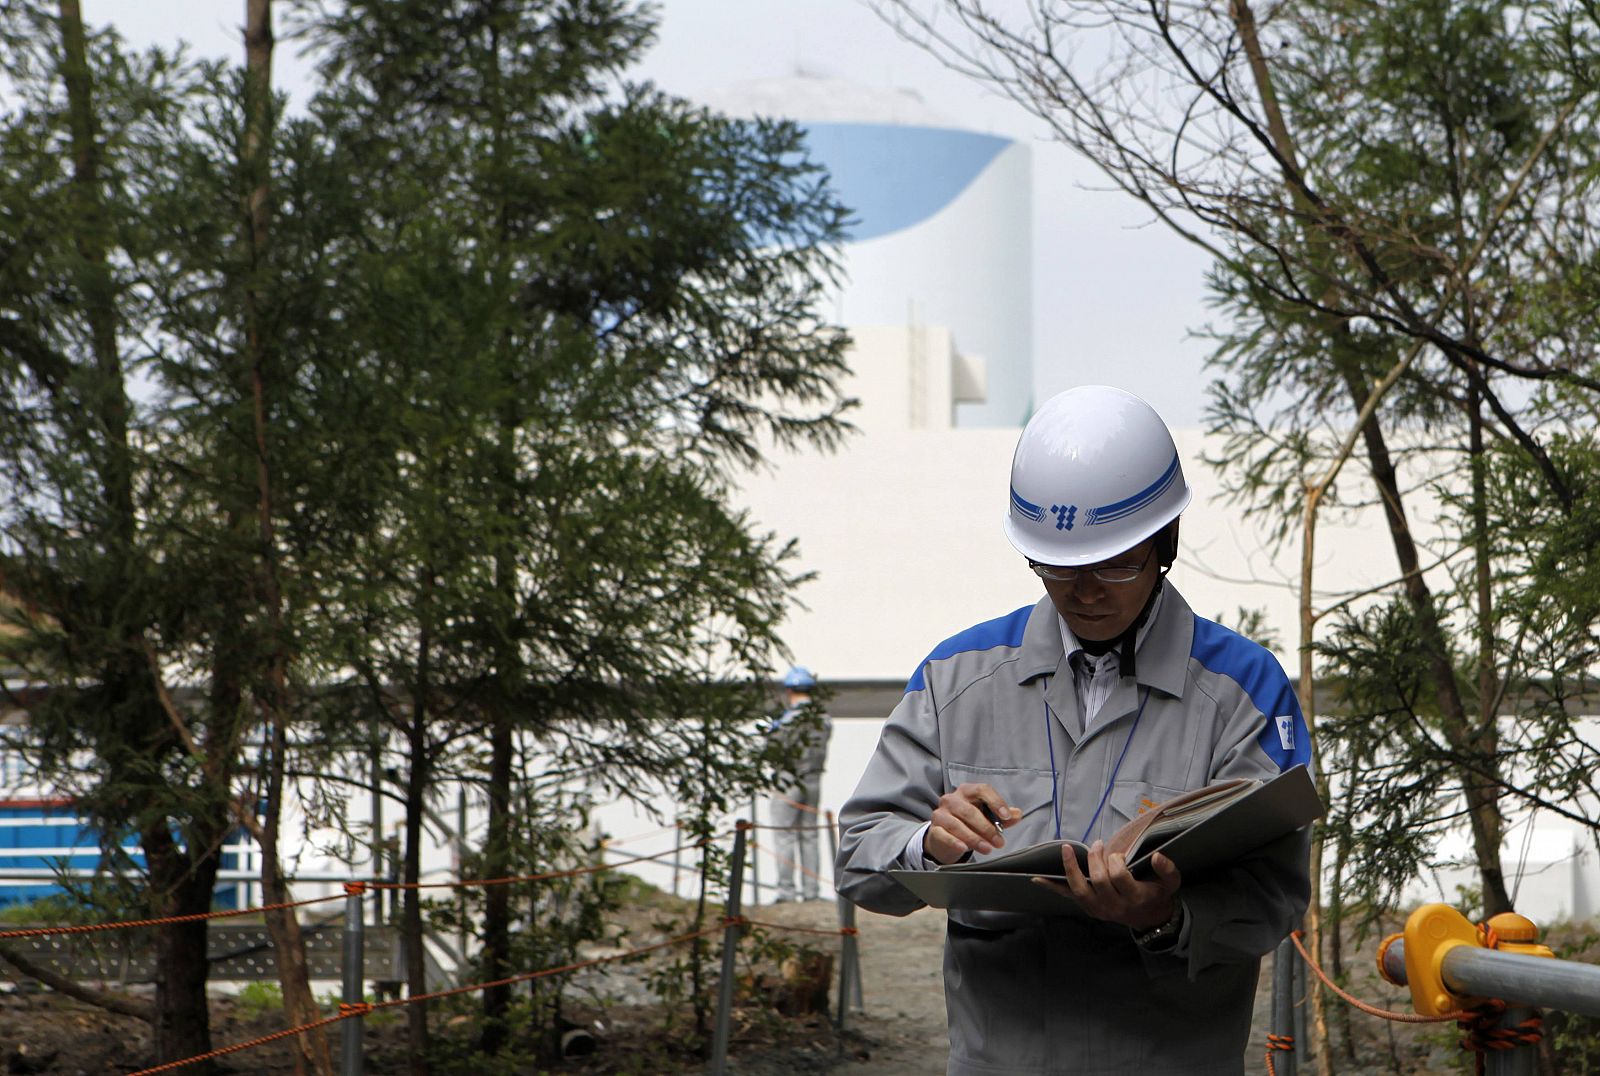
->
xmin=1132 ymin=903 xmax=1185 ymax=950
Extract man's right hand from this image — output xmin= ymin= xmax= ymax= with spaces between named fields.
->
xmin=926 ymin=783 xmax=1017 ymax=865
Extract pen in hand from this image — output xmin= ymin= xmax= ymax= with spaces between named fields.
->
xmin=979 ymin=802 xmax=1007 ymax=843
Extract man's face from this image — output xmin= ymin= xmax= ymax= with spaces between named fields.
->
xmin=1037 ymin=539 xmax=1160 ymax=642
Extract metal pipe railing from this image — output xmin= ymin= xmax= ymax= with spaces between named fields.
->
xmin=1381 ymin=937 xmax=1600 ymax=1018
xmin=1378 ymin=906 xmax=1600 ymax=1076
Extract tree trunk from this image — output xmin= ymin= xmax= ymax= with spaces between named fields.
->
xmin=1467 ymin=381 xmax=1506 ymax=910
xmin=56 ymin=0 xmax=132 ymax=532
xmin=1232 ymin=0 xmax=1511 ymax=951
xmin=237 ymin=3 xmax=335 ymax=1072
xmin=253 ymin=740 xmax=335 ymax=1076
xmin=1330 ymin=777 xmax=1359 ymax=1062
xmin=479 ymin=24 xmax=519 ymax=1053
xmin=143 ymin=824 xmax=222 ymax=1071
xmin=1295 ymin=481 xmax=1336 ymax=1074
xmin=1337 ymin=363 xmax=1510 ymax=915
xmin=58 ymin=4 xmax=217 ymax=1067
xmin=479 ymin=711 xmax=513 ymax=1052
xmin=1232 ymin=3 xmax=1343 ymax=1065
xmin=403 ymin=584 xmax=436 ymax=1076
xmin=404 ymin=711 xmax=433 ymax=1076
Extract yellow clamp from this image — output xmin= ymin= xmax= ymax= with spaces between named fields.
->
xmin=1399 ymin=904 xmax=1483 ymax=1016
xmin=1396 ymin=904 xmax=1554 ymax=1016
xmin=1481 ymin=911 xmax=1554 ymax=961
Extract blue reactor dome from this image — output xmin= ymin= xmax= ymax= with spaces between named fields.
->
xmin=700 ymin=77 xmax=1034 ymax=428
xmin=801 ymin=124 xmax=1011 ymax=243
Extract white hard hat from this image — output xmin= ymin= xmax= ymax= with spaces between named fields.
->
xmin=1003 ymin=386 xmax=1192 ymax=565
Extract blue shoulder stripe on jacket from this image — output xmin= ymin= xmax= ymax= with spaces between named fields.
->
xmin=905 ymin=604 xmax=1033 ymax=693
xmin=1190 ymin=616 xmax=1311 ymax=772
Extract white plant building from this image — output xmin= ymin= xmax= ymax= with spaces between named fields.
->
xmin=0 ymin=77 xmax=1593 ymax=947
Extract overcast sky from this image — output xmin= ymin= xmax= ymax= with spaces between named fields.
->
xmin=107 ymin=0 xmax=1215 ymax=426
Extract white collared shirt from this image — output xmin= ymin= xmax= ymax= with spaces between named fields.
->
xmin=1057 ymin=587 xmax=1164 ymax=730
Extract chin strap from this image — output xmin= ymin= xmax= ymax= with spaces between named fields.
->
xmin=1115 ymin=576 xmax=1165 ymax=680
xmin=1074 ymin=571 xmax=1169 ymax=679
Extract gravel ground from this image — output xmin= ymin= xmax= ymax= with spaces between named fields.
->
xmin=728 ymin=898 xmax=1466 ymax=1076
xmin=731 ymin=897 xmax=949 ymax=1075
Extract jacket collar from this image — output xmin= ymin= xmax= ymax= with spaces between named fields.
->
xmin=1015 ymin=584 xmax=1194 ymax=699
xmin=1016 ymin=594 xmax=1067 ymax=684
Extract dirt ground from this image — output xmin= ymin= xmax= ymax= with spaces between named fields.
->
xmin=0 ymin=896 xmax=1557 ymax=1074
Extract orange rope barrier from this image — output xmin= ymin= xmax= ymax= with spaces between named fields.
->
xmin=129 ymin=1008 xmax=355 ymax=1076
xmin=55 ymin=821 xmax=857 ymax=1074
xmin=597 ymin=823 xmax=682 ymax=847
xmin=740 ymin=916 xmax=858 ymax=938
xmin=127 ymin=922 xmax=730 ymax=1075
xmin=1456 ymin=999 xmax=1542 ymax=1054
xmin=0 ymin=892 xmax=347 ymax=940
xmin=1264 ymin=1032 xmax=1294 ymax=1076
xmin=1287 ymin=928 xmax=1542 ymax=1076
xmin=373 ymin=832 xmax=719 ymax=891
xmin=747 ymin=837 xmax=831 ymax=887
xmin=0 ymin=826 xmax=730 ymax=943
xmin=372 ymin=923 xmax=727 ymax=1010
xmin=773 ymin=796 xmax=822 ymax=815
xmin=1289 ymin=930 xmax=1472 ymax=1024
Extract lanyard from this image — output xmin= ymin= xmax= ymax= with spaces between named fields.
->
xmin=1042 ymin=681 xmax=1151 ymax=842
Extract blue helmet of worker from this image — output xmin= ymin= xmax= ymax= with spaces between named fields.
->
xmin=782 ymin=665 xmax=817 ymax=690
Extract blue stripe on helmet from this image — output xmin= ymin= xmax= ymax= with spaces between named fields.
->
xmin=1086 ymin=452 xmax=1180 ymax=526
xmin=1010 ymin=484 xmax=1046 ymax=523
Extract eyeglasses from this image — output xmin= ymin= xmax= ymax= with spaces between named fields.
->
xmin=1029 ymin=546 xmax=1153 ymax=585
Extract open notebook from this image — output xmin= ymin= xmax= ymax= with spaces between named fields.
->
xmin=886 ymin=764 xmax=1322 ymax=916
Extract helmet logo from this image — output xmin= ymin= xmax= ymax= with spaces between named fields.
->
xmin=1049 ymin=504 xmax=1077 ymax=531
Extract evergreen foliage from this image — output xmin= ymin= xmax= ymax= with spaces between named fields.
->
xmin=1204 ymin=0 xmax=1600 ymax=917
xmin=1 ymin=0 xmax=852 ymax=1066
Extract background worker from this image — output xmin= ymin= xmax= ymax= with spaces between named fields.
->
xmin=767 ymin=664 xmax=832 ymax=903
xmin=835 ymin=386 xmax=1312 ymax=1075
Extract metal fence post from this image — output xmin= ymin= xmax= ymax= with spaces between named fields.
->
xmin=709 ymin=820 xmax=749 ymax=1076
xmin=838 ymin=896 xmax=864 ymax=1020
xmin=1484 ymin=1007 xmax=1538 ymax=1076
xmin=1270 ymin=934 xmax=1296 ymax=1076
xmin=1292 ymin=938 xmax=1307 ymax=1068
xmin=825 ymin=810 xmax=863 ymax=1013
xmin=672 ymin=820 xmax=683 ymax=899
xmin=825 ymin=809 xmax=838 ymax=894
xmin=748 ymin=796 xmax=761 ymax=905
xmin=341 ymin=882 xmax=366 ymax=1076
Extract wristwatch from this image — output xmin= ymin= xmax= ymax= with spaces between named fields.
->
xmin=1132 ymin=903 xmax=1185 ymax=950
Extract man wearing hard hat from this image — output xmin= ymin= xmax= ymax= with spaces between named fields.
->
xmin=766 ymin=665 xmax=832 ymax=902
xmin=836 ymin=386 xmax=1311 ymax=1074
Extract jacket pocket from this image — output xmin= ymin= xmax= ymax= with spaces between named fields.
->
xmin=945 ymin=763 xmax=1057 ymax=848
xmin=1104 ymin=778 xmax=1188 ymax=836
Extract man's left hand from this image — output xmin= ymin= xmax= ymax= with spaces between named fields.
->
xmin=1033 ymin=841 xmax=1182 ymax=930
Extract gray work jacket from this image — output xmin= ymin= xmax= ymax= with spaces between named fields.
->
xmin=769 ymin=701 xmax=832 ymax=780
xmin=836 ymin=586 xmax=1312 ymax=1076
